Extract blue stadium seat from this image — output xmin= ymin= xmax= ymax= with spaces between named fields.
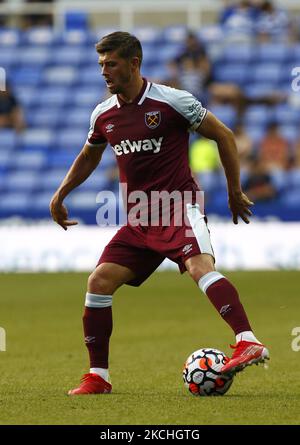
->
xmin=40 ymin=169 xmax=68 ymax=191
xmin=291 ymin=44 xmax=300 ymax=64
xmin=0 ymin=192 xmax=31 ymax=211
xmin=273 ymin=104 xmax=299 ymax=126
xmin=213 ymin=63 xmax=249 ymax=85
xmin=288 ymin=169 xmax=300 ymax=189
xmin=47 ymin=151 xmax=78 ymax=168
xmin=24 ymin=27 xmax=55 ymax=46
xmin=0 ymin=48 xmax=18 ymax=67
xmin=10 ymin=67 xmax=42 ymax=87
xmin=257 ymin=43 xmax=289 ymax=63
xmin=56 ymin=30 xmax=96 ymax=46
xmin=244 ymin=125 xmax=265 ymax=144
xmin=0 ymin=28 xmax=20 ymax=48
xmin=78 ymin=172 xmax=110 ymax=191
xmin=243 ymin=105 xmax=274 ymax=128
xmin=161 ymin=26 xmax=188 ymax=44
xmin=209 ymin=105 xmax=237 ymax=129
xmin=18 ymin=129 xmax=55 ymax=149
xmin=279 ymin=125 xmax=299 ymax=143
xmin=27 ymin=107 xmax=62 ymax=128
xmin=244 ymin=84 xmax=278 ymax=99
xmin=43 ymin=66 xmax=78 ymax=86
xmin=0 ymin=129 xmax=17 ymax=150
xmin=221 ymin=44 xmax=255 ymax=64
xmin=65 ymin=11 xmax=88 ymax=31
xmin=155 ymin=43 xmax=183 ymax=63
xmin=50 ymin=46 xmax=85 ymax=65
xmin=56 ymin=129 xmax=87 ymax=150
xmin=269 ymin=169 xmax=288 ymax=193
xmin=144 ymin=65 xmax=169 ymax=81
xmin=0 ymin=151 xmax=11 ymax=171
xmin=80 ymin=65 xmax=103 ymax=86
xmin=5 ymin=171 xmax=40 ymax=191
xmin=280 ymin=189 xmax=300 ymax=208
xmin=251 ymin=63 xmax=282 ymax=85
xmin=31 ymin=192 xmax=54 ymax=210
xmin=34 ymin=87 xmax=70 ymax=107
xmin=69 ymin=87 xmax=103 ymax=107
xmin=17 ymin=47 xmax=51 ymax=67
xmin=68 ymin=191 xmax=98 ymax=210
xmin=197 ymin=25 xmax=224 ymax=45
xmin=15 ymin=86 xmax=37 ymax=108
xmin=101 ymin=148 xmax=116 ymax=169
xmin=196 ymin=171 xmax=220 ymax=194
xmin=63 ymin=108 xmax=92 ymax=128
xmin=12 ymin=152 xmax=46 ymax=170
xmin=133 ymin=27 xmax=163 ymax=44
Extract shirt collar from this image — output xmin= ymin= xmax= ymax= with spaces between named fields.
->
xmin=116 ymin=78 xmax=150 ymax=108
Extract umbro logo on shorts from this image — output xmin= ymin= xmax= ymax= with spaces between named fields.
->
xmin=182 ymin=244 xmax=193 ymax=255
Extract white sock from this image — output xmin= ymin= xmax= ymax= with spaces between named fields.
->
xmin=236 ymin=331 xmax=262 ymax=344
xmin=90 ymin=367 xmax=110 ymax=383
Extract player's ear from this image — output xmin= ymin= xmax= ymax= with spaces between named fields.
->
xmin=131 ymin=56 xmax=140 ymax=71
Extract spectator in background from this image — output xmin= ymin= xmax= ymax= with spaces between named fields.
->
xmin=189 ymin=137 xmax=220 ymax=174
xmin=0 ymin=84 xmax=26 ymax=133
xmin=259 ymin=122 xmax=289 ymax=171
xmin=167 ymin=31 xmax=212 ymax=103
xmin=189 ymin=137 xmax=221 ymax=200
xmin=255 ymin=0 xmax=290 ymax=42
xmin=243 ymin=158 xmax=278 ymax=202
xmin=222 ymin=1 xmax=256 ymax=44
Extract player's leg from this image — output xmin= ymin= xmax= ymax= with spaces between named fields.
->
xmin=68 ymin=225 xmax=165 ymax=395
xmin=68 ymin=262 xmax=136 ymax=395
xmin=185 ymin=253 xmax=269 ymax=375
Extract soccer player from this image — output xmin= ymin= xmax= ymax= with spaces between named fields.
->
xmin=50 ymin=32 xmax=269 ymax=395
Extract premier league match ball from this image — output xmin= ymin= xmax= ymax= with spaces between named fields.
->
xmin=183 ymin=348 xmax=234 ymax=396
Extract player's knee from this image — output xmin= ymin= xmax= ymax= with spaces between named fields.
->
xmin=87 ymin=268 xmax=117 ymax=295
xmin=186 ymin=254 xmax=215 ymax=283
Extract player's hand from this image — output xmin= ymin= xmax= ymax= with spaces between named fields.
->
xmin=49 ymin=195 xmax=78 ymax=231
xmin=228 ymin=190 xmax=254 ymax=225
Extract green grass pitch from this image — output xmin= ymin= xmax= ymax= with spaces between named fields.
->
xmin=1 ymin=271 xmax=299 ymax=425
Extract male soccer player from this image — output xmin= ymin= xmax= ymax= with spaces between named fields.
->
xmin=50 ymin=32 xmax=269 ymax=395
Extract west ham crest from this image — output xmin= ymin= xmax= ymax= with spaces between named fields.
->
xmin=145 ymin=111 xmax=161 ymax=129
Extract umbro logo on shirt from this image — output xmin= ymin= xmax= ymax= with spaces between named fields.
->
xmin=112 ymin=137 xmax=163 ymax=156
xmin=105 ymin=123 xmax=115 ymax=133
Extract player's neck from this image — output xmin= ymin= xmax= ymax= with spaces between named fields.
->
xmin=117 ymin=76 xmax=144 ymax=104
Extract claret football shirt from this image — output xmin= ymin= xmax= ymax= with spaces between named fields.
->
xmin=86 ymin=78 xmax=207 ymax=213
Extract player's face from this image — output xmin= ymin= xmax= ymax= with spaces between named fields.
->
xmin=99 ymin=51 xmax=134 ymax=95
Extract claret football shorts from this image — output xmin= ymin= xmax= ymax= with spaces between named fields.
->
xmin=97 ymin=203 xmax=215 ymax=286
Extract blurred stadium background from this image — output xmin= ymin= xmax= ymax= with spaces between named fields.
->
xmin=0 ymin=0 xmax=300 ymax=271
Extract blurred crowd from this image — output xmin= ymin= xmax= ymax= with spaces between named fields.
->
xmin=165 ymin=1 xmax=300 ymax=204
xmin=0 ymin=0 xmax=300 ymax=208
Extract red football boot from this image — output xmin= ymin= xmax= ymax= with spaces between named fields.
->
xmin=68 ymin=373 xmax=112 ymax=395
xmin=221 ymin=341 xmax=269 ymax=375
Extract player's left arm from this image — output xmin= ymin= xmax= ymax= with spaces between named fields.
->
xmin=195 ymin=111 xmax=254 ymax=224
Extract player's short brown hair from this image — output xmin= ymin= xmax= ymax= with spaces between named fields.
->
xmin=95 ymin=32 xmax=143 ymax=67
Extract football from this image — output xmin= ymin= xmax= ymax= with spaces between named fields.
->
xmin=183 ymin=348 xmax=234 ymax=396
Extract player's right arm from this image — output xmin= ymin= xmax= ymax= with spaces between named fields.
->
xmin=50 ymin=142 xmax=106 ymax=230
